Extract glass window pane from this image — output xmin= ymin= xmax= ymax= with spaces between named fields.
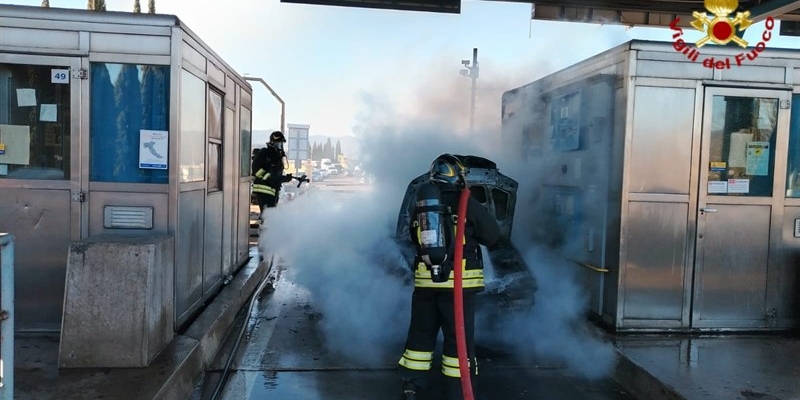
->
xmin=90 ymin=63 xmax=169 ymax=183
xmin=180 ymin=70 xmax=205 ymax=182
xmin=707 ymin=95 xmax=778 ymax=197
xmin=239 ymin=106 xmax=251 ymax=178
xmin=0 ymin=63 xmax=70 ymax=180
xmin=208 ymin=143 xmax=221 ymax=191
xmin=786 ymin=95 xmax=800 ymax=197
xmin=208 ymin=89 xmax=222 ymax=140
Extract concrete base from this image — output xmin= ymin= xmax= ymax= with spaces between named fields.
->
xmin=59 ymin=235 xmax=175 ymax=368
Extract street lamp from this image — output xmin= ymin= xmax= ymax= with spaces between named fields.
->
xmin=243 ymin=75 xmax=286 ymax=134
xmin=459 ymin=48 xmax=479 ymax=133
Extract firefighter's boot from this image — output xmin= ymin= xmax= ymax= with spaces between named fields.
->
xmin=401 ymin=380 xmax=416 ymax=400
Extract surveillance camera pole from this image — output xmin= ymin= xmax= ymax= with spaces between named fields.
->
xmin=463 ymin=48 xmax=479 ymax=134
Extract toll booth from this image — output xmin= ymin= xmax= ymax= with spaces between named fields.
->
xmin=501 ymin=39 xmax=800 ymax=332
xmin=0 ymin=5 xmax=255 ymax=333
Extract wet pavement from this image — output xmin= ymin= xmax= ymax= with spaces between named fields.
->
xmin=615 ymin=334 xmax=800 ymax=400
xmin=190 ymin=264 xmax=638 ymax=400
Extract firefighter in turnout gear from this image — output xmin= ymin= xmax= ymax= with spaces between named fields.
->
xmin=252 ymin=131 xmax=294 ymax=215
xmin=397 ymin=154 xmax=501 ymax=400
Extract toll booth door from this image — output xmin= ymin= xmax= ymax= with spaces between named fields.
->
xmin=692 ymin=87 xmax=791 ymax=329
xmin=0 ymin=56 xmax=84 ymax=331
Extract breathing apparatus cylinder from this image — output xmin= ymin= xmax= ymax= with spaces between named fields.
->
xmin=414 ymin=182 xmax=453 ymax=283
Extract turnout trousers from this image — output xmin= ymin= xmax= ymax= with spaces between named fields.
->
xmin=255 ymin=191 xmax=279 ymax=214
xmin=398 ymin=288 xmax=478 ymax=399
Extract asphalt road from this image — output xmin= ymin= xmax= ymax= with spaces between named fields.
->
xmin=192 ymin=175 xmax=638 ymax=400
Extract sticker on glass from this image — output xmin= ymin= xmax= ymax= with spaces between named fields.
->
xmin=727 ymin=179 xmax=750 ymax=193
xmin=746 ymin=142 xmax=770 ymax=176
xmin=708 ymin=180 xmax=728 ymax=193
xmin=51 ymin=69 xmax=70 ymax=84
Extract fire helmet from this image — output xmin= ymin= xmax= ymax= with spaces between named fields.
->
xmin=429 ymin=153 xmax=466 ymax=185
xmin=269 ymin=131 xmax=286 ymax=143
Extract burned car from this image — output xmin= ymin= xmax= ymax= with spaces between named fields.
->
xmin=394 ymin=155 xmax=537 ymax=313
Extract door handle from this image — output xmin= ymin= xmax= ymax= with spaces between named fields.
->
xmin=700 ymin=208 xmax=718 ymax=213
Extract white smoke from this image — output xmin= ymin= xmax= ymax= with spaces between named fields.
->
xmin=259 ymin=50 xmax=617 ymax=378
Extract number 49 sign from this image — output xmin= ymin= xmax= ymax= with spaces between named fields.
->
xmin=51 ymin=69 xmax=70 ymax=84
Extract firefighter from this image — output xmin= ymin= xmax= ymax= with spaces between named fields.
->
xmin=252 ymin=131 xmax=294 ymax=215
xmin=397 ymin=153 xmax=501 ymax=400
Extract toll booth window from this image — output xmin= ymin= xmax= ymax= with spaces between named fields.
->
xmin=786 ymin=95 xmax=800 ymax=198
xmin=492 ymin=188 xmax=510 ymax=220
xmin=239 ymin=107 xmax=252 ymax=178
xmin=89 ymin=63 xmax=169 ymax=183
xmin=707 ymin=95 xmax=778 ymax=197
xmin=179 ymin=70 xmax=205 ymax=183
xmin=0 ymin=63 xmax=71 ymax=180
xmin=470 ymin=185 xmax=487 ymax=203
xmin=207 ymin=88 xmax=223 ymax=191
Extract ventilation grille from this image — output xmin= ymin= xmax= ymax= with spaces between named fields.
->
xmin=103 ymin=206 xmax=154 ymax=229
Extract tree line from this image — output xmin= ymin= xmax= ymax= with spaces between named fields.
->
xmin=40 ymin=0 xmax=156 ymax=13
xmin=308 ymin=138 xmax=343 ymax=161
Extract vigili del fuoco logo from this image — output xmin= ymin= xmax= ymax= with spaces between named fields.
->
xmin=669 ymin=0 xmax=775 ymax=69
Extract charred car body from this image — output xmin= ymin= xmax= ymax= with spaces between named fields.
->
xmin=394 ymin=155 xmax=537 ymax=313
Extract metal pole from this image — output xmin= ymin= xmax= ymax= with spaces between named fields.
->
xmin=469 ymin=48 xmax=478 ymax=134
xmin=243 ymin=77 xmax=286 ymax=134
xmin=0 ymin=233 xmax=14 ymax=400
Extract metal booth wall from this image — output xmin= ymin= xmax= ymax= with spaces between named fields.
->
xmin=502 ymin=40 xmax=800 ymax=332
xmin=0 ymin=5 xmax=254 ymax=332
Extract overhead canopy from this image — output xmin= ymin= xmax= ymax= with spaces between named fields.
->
xmin=280 ymin=0 xmax=460 ymax=13
xmin=280 ymin=0 xmax=800 ymax=34
xmin=524 ymin=0 xmax=800 ymax=30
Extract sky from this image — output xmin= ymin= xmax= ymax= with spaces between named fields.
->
xmin=4 ymin=0 xmax=798 ymax=138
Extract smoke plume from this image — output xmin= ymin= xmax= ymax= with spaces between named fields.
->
xmin=260 ymin=50 xmax=617 ymax=378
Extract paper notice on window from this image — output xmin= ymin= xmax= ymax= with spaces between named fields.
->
xmin=16 ymin=89 xmax=36 ymax=107
xmin=746 ymin=141 xmax=770 ymax=176
xmin=0 ymin=124 xmax=31 ymax=165
xmin=727 ymin=179 xmax=750 ymax=193
xmin=40 ymin=104 xmax=57 ymax=122
xmin=728 ymin=132 xmax=752 ymax=168
xmin=708 ymin=180 xmax=728 ymax=194
xmin=139 ymin=129 xmax=168 ymax=169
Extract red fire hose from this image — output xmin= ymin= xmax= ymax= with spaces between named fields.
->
xmin=453 ymin=186 xmax=474 ymax=400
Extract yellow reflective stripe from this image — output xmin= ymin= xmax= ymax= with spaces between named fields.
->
xmin=403 ymin=349 xmax=433 ymax=361
xmin=399 ymin=356 xmax=432 ymax=371
xmin=442 ymin=355 xmax=460 ymax=368
xmin=399 ymin=357 xmax=431 ymax=371
xmin=264 ymin=172 xmax=271 ymax=180
xmin=413 ymin=261 xmax=484 ymax=289
xmin=255 ymin=168 xmax=266 ymax=178
xmin=441 ymin=355 xmax=476 ymax=378
xmin=442 ymin=360 xmax=461 ymax=378
xmin=414 ymin=278 xmax=484 ymax=289
xmin=253 ymin=184 xmax=276 ymax=195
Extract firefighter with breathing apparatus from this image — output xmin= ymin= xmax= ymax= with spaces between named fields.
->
xmin=251 ymin=131 xmax=307 ymax=216
xmin=397 ymin=154 xmax=500 ymax=400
